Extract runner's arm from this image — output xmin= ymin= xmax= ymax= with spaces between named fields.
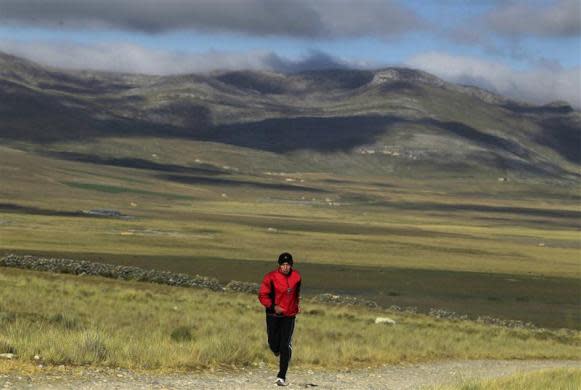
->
xmin=258 ymin=274 xmax=273 ymax=309
xmin=296 ymin=279 xmax=301 ymax=312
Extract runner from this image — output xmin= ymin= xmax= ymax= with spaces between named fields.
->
xmin=258 ymin=252 xmax=302 ymax=386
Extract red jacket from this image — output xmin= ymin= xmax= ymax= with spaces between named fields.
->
xmin=258 ymin=268 xmax=301 ymax=317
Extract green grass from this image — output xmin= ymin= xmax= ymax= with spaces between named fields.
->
xmin=0 ymin=268 xmax=579 ymax=371
xmin=431 ymin=368 xmax=581 ymax=390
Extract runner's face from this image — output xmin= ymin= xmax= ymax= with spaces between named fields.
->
xmin=279 ymin=262 xmax=291 ymax=274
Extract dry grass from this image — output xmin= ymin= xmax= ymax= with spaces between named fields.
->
xmin=0 ymin=268 xmax=579 ymax=371
xmin=431 ymin=368 xmax=581 ymax=390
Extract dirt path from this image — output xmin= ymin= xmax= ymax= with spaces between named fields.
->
xmin=0 ymin=360 xmax=578 ymax=389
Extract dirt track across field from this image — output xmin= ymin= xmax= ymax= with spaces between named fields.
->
xmin=1 ymin=359 xmax=579 ymax=389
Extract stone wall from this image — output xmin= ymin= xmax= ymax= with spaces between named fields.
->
xmin=0 ymin=254 xmax=223 ymax=291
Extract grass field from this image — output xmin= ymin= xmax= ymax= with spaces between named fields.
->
xmin=0 ymin=268 xmax=579 ymax=371
xmin=0 ymin=142 xmax=579 ymax=330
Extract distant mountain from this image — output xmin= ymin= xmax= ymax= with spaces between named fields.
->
xmin=0 ymin=51 xmax=579 ymax=179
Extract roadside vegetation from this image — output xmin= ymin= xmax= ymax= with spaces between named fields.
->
xmin=0 ymin=268 xmax=579 ymax=371
xmin=431 ymin=368 xmax=581 ymax=390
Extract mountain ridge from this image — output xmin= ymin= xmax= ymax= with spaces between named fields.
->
xmin=1 ymin=50 xmax=558 ymax=108
xmin=0 ymin=51 xmax=579 ymax=180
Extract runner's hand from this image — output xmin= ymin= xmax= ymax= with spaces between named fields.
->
xmin=274 ymin=305 xmax=284 ymax=314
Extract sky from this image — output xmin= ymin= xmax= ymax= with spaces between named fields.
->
xmin=0 ymin=0 xmax=579 ymax=107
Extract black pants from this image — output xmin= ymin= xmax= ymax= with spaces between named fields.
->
xmin=266 ymin=314 xmax=295 ymax=380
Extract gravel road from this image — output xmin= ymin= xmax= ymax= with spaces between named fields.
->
xmin=0 ymin=360 xmax=579 ymax=389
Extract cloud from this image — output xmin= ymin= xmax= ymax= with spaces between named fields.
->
xmin=485 ymin=0 xmax=581 ymax=38
xmin=0 ymin=40 xmax=270 ymax=74
xmin=0 ymin=0 xmax=425 ymax=38
xmin=264 ymin=50 xmax=354 ymax=72
xmin=0 ymin=39 xmax=369 ymax=75
xmin=311 ymin=0 xmax=424 ymax=38
xmin=407 ymin=52 xmax=581 ymax=108
xmin=445 ymin=0 xmax=580 ymax=62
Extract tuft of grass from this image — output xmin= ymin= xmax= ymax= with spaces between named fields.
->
xmin=49 ymin=313 xmax=83 ymax=331
xmin=305 ymin=309 xmax=325 ymax=316
xmin=77 ymin=331 xmax=109 ymax=363
xmin=170 ymin=326 xmax=193 ymax=343
xmin=0 ymin=337 xmax=17 ymax=354
xmin=0 ymin=311 xmax=16 ymax=325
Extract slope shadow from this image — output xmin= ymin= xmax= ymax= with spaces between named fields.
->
xmin=420 ymin=118 xmax=530 ymax=159
xmin=294 ymin=69 xmax=375 ymax=90
xmin=502 ymin=103 xmax=574 ymax=115
xmin=43 ymin=151 xmax=226 ymax=176
xmin=157 ymin=174 xmax=328 ymax=193
xmin=198 ymin=115 xmax=399 ymax=153
xmin=46 ymin=72 xmax=134 ymax=94
xmin=215 ymin=72 xmax=288 ymax=94
xmin=0 ymin=203 xmax=108 ymax=218
xmin=380 ymin=200 xmax=581 ymax=221
xmin=197 ymin=115 xmax=539 ymax=163
xmin=0 ymin=81 xmax=212 ymax=141
xmin=535 ymin=117 xmax=581 ymax=164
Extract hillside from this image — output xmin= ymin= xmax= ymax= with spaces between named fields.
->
xmin=0 ymin=51 xmax=579 ymax=180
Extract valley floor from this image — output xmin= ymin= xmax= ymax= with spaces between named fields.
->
xmin=1 ymin=360 xmax=579 ymax=389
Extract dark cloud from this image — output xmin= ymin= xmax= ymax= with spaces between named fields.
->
xmin=265 ymin=50 xmax=352 ymax=73
xmin=0 ymin=0 xmax=425 ymax=38
xmin=485 ymin=0 xmax=581 ymax=38
xmin=312 ymin=0 xmax=424 ymax=38
xmin=445 ymin=0 xmax=580 ymax=63
xmin=0 ymin=0 xmax=323 ymax=36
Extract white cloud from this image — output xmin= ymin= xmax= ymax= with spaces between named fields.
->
xmin=0 ymin=40 xmax=367 ymax=75
xmin=0 ymin=40 xmax=274 ymax=74
xmin=407 ymin=52 xmax=581 ymax=108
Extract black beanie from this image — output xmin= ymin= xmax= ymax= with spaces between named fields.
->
xmin=278 ymin=252 xmax=293 ymax=265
